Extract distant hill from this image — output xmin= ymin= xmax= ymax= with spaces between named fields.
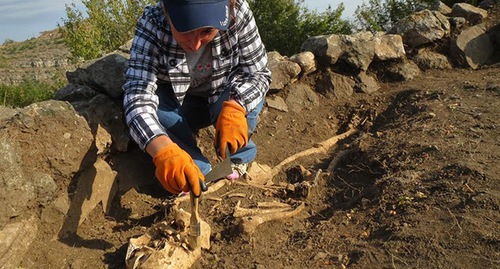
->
xmin=0 ymin=29 xmax=80 ymax=86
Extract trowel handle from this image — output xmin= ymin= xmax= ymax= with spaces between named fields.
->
xmin=190 ymin=191 xmax=200 ymax=224
xmin=189 ymin=191 xmax=201 ymax=249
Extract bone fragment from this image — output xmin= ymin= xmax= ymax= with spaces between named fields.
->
xmin=233 ymin=201 xmax=292 ymax=218
xmin=238 ymin=203 xmax=305 ymax=235
xmin=257 ymin=201 xmax=292 ymax=208
xmin=226 ymin=193 xmax=247 ymax=198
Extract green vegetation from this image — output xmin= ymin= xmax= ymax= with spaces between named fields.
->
xmin=441 ymin=0 xmax=479 ymax=5
xmin=249 ymin=0 xmax=352 ymax=56
xmin=354 ymin=0 xmax=431 ymax=32
xmin=0 ymin=79 xmax=64 ymax=108
xmin=3 ymin=39 xmax=15 ymax=45
xmin=59 ymin=0 xmax=155 ymax=60
xmin=353 ymin=0 xmax=486 ymax=32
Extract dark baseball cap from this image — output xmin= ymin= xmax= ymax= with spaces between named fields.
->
xmin=162 ymin=0 xmax=230 ymax=32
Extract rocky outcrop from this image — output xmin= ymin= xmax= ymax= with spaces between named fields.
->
xmin=0 ymin=101 xmax=93 ymax=228
xmin=0 ymin=1 xmax=498 ymax=265
xmin=450 ymin=23 xmax=495 ymax=68
xmin=387 ymin=9 xmax=451 ymax=48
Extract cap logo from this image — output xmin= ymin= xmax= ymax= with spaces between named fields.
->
xmin=220 ymin=5 xmax=229 ymax=27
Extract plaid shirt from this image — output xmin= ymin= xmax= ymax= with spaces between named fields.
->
xmin=123 ymin=0 xmax=271 ymax=150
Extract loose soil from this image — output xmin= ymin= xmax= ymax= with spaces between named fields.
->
xmin=10 ymin=9 xmax=500 ymax=268
xmin=18 ymin=64 xmax=500 ymax=269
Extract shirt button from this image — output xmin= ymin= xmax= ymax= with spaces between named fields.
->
xmin=222 ymin=49 xmax=229 ymax=56
xmin=169 ymin=59 xmax=177 ymax=66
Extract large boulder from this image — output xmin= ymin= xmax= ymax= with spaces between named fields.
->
xmin=373 ymin=33 xmax=406 ymax=61
xmin=66 ymin=54 xmax=128 ymax=99
xmin=450 ymin=3 xmax=488 ymax=25
xmin=268 ymin=51 xmax=302 ymax=90
xmin=55 ymin=85 xmax=130 ymax=153
xmin=315 ymin=70 xmax=356 ymax=99
xmin=0 ymin=101 xmax=93 ymax=228
xmin=413 ymin=50 xmax=453 ymax=70
xmin=450 ymin=23 xmax=495 ymax=69
xmin=301 ymin=34 xmax=344 ymax=66
xmin=289 ymin=51 xmax=317 ymax=76
xmin=388 ymin=9 xmax=451 ymax=48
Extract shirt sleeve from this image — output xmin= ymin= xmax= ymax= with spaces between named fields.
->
xmin=122 ymin=7 xmax=167 ymax=150
xmin=227 ymin=0 xmax=272 ymax=113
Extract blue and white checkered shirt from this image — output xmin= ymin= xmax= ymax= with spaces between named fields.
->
xmin=123 ymin=0 xmax=271 ymax=150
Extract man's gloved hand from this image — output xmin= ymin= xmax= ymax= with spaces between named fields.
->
xmin=215 ymin=101 xmax=248 ymax=159
xmin=153 ymin=143 xmax=205 ymax=197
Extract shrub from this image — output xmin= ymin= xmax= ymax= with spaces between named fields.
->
xmin=3 ymin=39 xmax=15 ymax=45
xmin=59 ymin=0 xmax=155 ymax=60
xmin=249 ymin=0 xmax=352 ymax=56
xmin=354 ymin=0 xmax=436 ymax=32
xmin=0 ymin=79 xmax=64 ymax=108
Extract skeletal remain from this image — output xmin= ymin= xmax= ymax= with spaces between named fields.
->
xmin=233 ymin=201 xmax=292 ymax=218
xmin=225 ymin=193 xmax=247 ymax=198
xmin=249 ymin=115 xmax=361 ymax=185
xmin=238 ymin=203 xmax=306 ymax=235
xmin=205 ymin=196 xmax=223 ymax=202
xmin=257 ymin=201 xmax=292 ymax=208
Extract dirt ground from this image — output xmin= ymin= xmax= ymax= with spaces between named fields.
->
xmin=16 ymin=61 xmax=500 ymax=269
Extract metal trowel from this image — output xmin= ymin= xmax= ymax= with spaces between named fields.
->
xmin=204 ymin=147 xmax=232 ymax=183
xmin=188 ymin=147 xmax=232 ymax=250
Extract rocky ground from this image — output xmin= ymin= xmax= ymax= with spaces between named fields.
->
xmin=15 ymin=64 xmax=500 ymax=269
xmin=3 ymin=5 xmax=500 ymax=269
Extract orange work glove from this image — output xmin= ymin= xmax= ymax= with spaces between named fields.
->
xmin=153 ymin=143 xmax=205 ymax=197
xmin=215 ymin=101 xmax=248 ymax=159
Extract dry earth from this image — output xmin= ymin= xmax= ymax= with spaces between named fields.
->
xmin=5 ymin=8 xmax=500 ymax=269
xmin=16 ymin=64 xmax=500 ymax=269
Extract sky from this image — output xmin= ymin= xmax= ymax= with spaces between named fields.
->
xmin=0 ymin=0 xmax=365 ymax=43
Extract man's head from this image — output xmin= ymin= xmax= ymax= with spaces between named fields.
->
xmin=162 ymin=0 xmax=230 ymax=33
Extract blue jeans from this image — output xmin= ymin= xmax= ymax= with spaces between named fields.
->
xmin=156 ymin=82 xmax=264 ymax=175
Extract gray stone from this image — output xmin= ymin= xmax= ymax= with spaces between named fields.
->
xmin=450 ymin=23 xmax=494 ymax=69
xmin=268 ymin=51 xmax=302 ymax=90
xmin=32 ymin=173 xmax=57 ymax=206
xmin=340 ymin=32 xmax=375 ymax=71
xmin=356 ymin=72 xmax=380 ymax=94
xmin=385 ymin=60 xmax=421 ymax=82
xmin=76 ymin=94 xmax=130 ymax=152
xmin=316 ymin=70 xmax=355 ymax=99
xmin=266 ymin=96 xmax=289 ymax=112
xmin=431 ymin=1 xmax=452 ymax=14
xmin=373 ymin=33 xmax=406 ymax=61
xmin=301 ymin=35 xmax=343 ymax=66
xmin=414 ymin=50 xmax=452 ymax=70
xmin=285 ymin=83 xmax=320 ymax=113
xmin=289 ymin=51 xmax=317 ymax=76
xmin=66 ymin=54 xmax=128 ymax=99
xmin=0 ymin=100 xmax=94 ymax=228
xmin=450 ymin=3 xmax=488 ymax=25
xmin=388 ymin=10 xmax=451 ymax=48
